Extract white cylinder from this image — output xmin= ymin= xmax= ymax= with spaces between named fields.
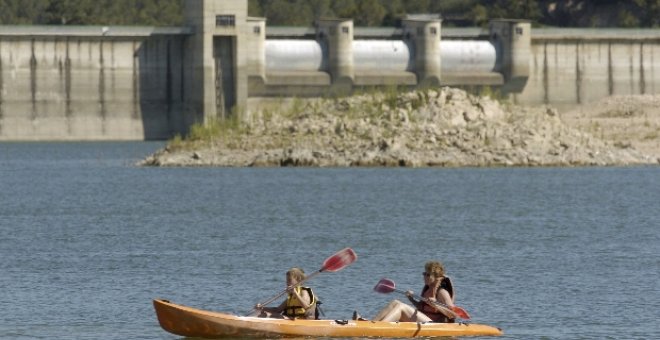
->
xmin=264 ymin=39 xmax=498 ymax=74
xmin=441 ymin=40 xmax=497 ymax=73
xmin=265 ymin=40 xmax=325 ymax=72
xmin=353 ymin=40 xmax=413 ymax=73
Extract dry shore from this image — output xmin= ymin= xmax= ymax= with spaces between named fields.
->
xmin=141 ymin=87 xmax=660 ymax=167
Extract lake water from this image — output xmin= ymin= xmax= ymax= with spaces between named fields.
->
xmin=1 ymin=142 xmax=659 ymax=340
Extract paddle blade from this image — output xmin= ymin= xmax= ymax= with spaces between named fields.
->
xmin=321 ymin=248 xmax=357 ymax=272
xmin=373 ymin=278 xmax=396 ymax=294
xmin=452 ymin=306 xmax=471 ymax=320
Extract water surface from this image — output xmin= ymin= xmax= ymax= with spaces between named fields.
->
xmin=1 ymin=142 xmax=658 ymax=339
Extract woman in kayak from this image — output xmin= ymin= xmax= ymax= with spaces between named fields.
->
xmin=366 ymin=260 xmax=455 ymax=323
xmin=254 ymin=267 xmax=318 ymax=319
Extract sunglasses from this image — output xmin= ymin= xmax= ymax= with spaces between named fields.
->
xmin=422 ymin=272 xmax=432 ymax=277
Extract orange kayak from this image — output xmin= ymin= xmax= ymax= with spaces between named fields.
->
xmin=153 ymin=299 xmax=503 ymax=338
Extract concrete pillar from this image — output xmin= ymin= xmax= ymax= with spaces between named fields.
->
xmin=183 ymin=0 xmax=248 ymax=124
xmin=183 ymin=0 xmax=215 ymax=125
xmin=489 ymin=19 xmax=531 ymax=93
xmin=247 ymin=17 xmax=266 ymax=82
xmin=403 ymin=18 xmax=442 ymax=87
xmin=316 ymin=19 xmax=354 ymax=88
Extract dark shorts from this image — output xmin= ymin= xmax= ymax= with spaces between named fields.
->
xmin=422 ymin=311 xmax=455 ymax=323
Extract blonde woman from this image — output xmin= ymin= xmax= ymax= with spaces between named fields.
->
xmin=254 ymin=267 xmax=318 ymax=319
xmin=369 ymin=261 xmax=455 ymax=323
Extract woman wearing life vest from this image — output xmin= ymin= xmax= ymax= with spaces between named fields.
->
xmin=254 ymin=267 xmax=318 ymax=319
xmin=364 ymin=260 xmax=456 ymax=323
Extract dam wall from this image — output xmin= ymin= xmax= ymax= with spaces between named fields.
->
xmin=515 ymin=28 xmax=660 ymax=107
xmin=0 ymin=26 xmax=190 ymax=141
xmin=1 ymin=0 xmax=660 ymax=141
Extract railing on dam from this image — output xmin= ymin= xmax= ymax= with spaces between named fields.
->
xmin=0 ymin=25 xmax=191 ymax=37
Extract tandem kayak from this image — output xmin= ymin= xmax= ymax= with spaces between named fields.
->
xmin=153 ymin=299 xmax=503 ymax=338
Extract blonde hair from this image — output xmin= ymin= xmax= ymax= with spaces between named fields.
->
xmin=425 ymin=261 xmax=445 ymax=278
xmin=286 ymin=267 xmax=306 ymax=282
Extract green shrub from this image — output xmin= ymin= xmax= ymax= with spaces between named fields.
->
xmin=179 ymin=115 xmax=243 ymax=145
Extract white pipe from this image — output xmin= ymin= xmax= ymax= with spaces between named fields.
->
xmin=264 ymin=39 xmax=498 ymax=73
xmin=265 ymin=40 xmax=325 ymax=72
xmin=441 ymin=40 xmax=497 ymax=72
xmin=353 ymin=40 xmax=413 ymax=72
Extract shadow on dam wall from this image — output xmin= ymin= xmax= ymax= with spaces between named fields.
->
xmin=136 ymin=36 xmax=185 ymax=141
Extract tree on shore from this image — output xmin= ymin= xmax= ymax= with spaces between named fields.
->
xmin=0 ymin=0 xmax=658 ymax=28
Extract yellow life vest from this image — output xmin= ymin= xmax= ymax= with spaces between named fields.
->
xmin=284 ymin=286 xmax=316 ymax=318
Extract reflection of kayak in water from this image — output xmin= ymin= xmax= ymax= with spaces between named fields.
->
xmin=153 ymin=299 xmax=503 ymax=338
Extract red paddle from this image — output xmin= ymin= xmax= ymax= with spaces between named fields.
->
xmin=373 ymin=278 xmax=471 ymax=320
xmin=247 ymin=248 xmax=358 ymax=315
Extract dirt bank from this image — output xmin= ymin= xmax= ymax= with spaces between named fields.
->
xmin=141 ymin=88 xmax=660 ymax=167
xmin=561 ymin=94 xmax=660 ymax=162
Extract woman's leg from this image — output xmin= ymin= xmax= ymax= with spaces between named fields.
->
xmin=372 ymin=300 xmax=432 ymax=322
xmin=372 ymin=300 xmax=401 ymax=321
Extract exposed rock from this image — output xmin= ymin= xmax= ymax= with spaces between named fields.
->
xmin=140 ymin=87 xmax=660 ymax=167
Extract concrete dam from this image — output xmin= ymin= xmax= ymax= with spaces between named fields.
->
xmin=1 ymin=0 xmax=659 ymax=141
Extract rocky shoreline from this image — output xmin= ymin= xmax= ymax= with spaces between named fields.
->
xmin=141 ymin=87 xmax=660 ymax=167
